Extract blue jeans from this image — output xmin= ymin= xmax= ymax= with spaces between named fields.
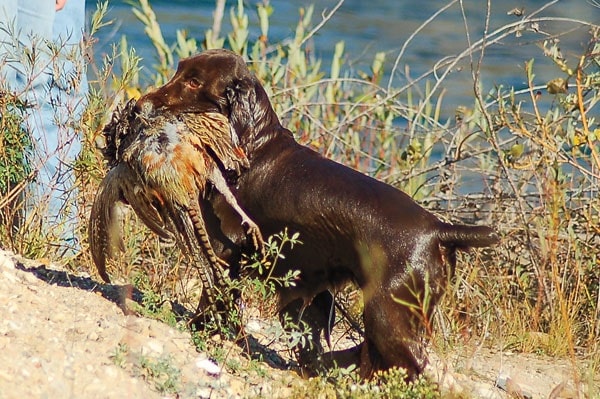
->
xmin=0 ymin=0 xmax=87 ymax=256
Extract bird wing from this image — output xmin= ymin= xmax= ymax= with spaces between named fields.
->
xmin=181 ymin=112 xmax=249 ymax=175
xmin=89 ymin=163 xmax=174 ymax=283
xmin=88 ymin=165 xmax=129 ymax=283
xmin=102 ymin=99 xmax=138 ymax=166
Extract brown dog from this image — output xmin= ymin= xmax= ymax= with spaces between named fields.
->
xmin=137 ymin=49 xmax=499 ymax=378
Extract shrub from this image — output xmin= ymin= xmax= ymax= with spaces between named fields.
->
xmin=3 ymin=0 xmax=597 ymax=394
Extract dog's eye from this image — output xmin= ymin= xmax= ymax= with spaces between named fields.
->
xmin=187 ymin=78 xmax=201 ymax=88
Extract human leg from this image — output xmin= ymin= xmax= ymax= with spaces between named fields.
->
xmin=0 ymin=1 xmax=87 ymax=257
xmin=0 ymin=1 xmax=55 ymax=243
xmin=40 ymin=0 xmax=88 ymax=255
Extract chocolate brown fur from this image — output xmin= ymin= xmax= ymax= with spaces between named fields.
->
xmin=137 ymin=49 xmax=499 ymax=378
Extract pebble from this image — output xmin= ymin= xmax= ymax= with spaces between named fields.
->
xmin=0 ymin=368 xmax=13 ymax=382
xmin=0 ymin=251 xmax=15 ymax=269
xmin=195 ymin=355 xmax=221 ymax=376
xmin=142 ymin=339 xmax=164 ymax=356
xmin=87 ymin=331 xmax=99 ymax=341
xmin=245 ymin=319 xmax=261 ymax=333
xmin=2 ymin=268 xmax=18 ymax=283
xmin=105 ymin=366 xmax=119 ymax=378
xmin=63 ymin=366 xmax=75 ymax=379
xmin=195 ymin=386 xmax=213 ymax=398
xmin=0 ymin=335 xmax=10 ymax=350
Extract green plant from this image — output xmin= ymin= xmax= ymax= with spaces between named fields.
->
xmin=304 ymin=367 xmax=441 ymax=399
xmin=189 ymin=230 xmax=312 ymax=365
xmin=138 ymin=354 xmax=181 ymax=394
xmin=57 ymin=0 xmax=600 ymax=394
xmin=110 ymin=342 xmax=181 ymax=395
xmin=0 ymin=92 xmax=30 ymax=194
xmin=428 ymin=4 xmax=600 ymax=391
xmin=0 ymin=23 xmax=89 ymax=260
xmin=0 ymin=91 xmax=31 ymax=238
xmin=129 ymin=272 xmax=179 ymax=327
xmin=110 ymin=343 xmax=130 ymax=368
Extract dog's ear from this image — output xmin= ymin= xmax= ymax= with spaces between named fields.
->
xmin=225 ymin=76 xmax=257 ymax=134
xmin=224 ymin=74 xmax=281 ymax=154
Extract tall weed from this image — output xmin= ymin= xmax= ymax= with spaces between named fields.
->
xmin=2 ymin=0 xmax=596 ymax=392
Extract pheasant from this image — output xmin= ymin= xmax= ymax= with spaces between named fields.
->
xmin=89 ymin=99 xmax=264 ymax=308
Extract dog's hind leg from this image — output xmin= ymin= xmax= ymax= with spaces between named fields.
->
xmin=280 ymin=291 xmax=335 ymax=376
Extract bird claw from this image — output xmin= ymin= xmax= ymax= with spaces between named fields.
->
xmin=242 ymin=219 xmax=265 ymax=258
xmin=215 ymin=256 xmax=230 ymax=268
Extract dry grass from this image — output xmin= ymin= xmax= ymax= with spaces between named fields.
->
xmin=1 ymin=0 xmax=598 ymax=395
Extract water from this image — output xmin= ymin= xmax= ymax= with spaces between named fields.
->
xmin=88 ymin=0 xmax=598 ymax=118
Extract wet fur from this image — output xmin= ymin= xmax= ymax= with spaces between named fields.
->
xmin=137 ymin=49 xmax=499 ymax=379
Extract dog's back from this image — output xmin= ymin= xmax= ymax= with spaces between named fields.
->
xmin=213 ymin=126 xmax=498 ymax=376
xmin=134 ymin=49 xmax=499 ymax=379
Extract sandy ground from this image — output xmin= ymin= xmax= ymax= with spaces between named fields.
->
xmin=0 ymin=249 xmax=595 ymax=398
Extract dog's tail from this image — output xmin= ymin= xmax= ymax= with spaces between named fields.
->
xmin=437 ymin=223 xmax=499 ymax=249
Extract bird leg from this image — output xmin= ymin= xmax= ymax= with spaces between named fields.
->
xmin=186 ymin=198 xmax=229 ymax=270
xmin=185 ymin=195 xmax=243 ymax=323
xmin=208 ymin=167 xmax=265 ymax=257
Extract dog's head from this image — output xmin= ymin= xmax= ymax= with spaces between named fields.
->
xmin=137 ymin=49 xmax=282 ymax=155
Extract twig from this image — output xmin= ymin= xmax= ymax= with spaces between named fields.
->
xmin=211 ymin=0 xmax=226 ymax=41
xmin=299 ymin=0 xmax=345 ymax=49
xmin=406 ymin=11 xmax=595 ymax=138
xmin=0 ymin=171 xmax=35 ymax=209
xmin=576 ymin=59 xmax=600 ymax=171
xmin=334 ymin=302 xmax=364 ymax=336
xmin=386 ymin=0 xmax=459 ymax=93
xmin=459 ymin=0 xmax=551 ymax=333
